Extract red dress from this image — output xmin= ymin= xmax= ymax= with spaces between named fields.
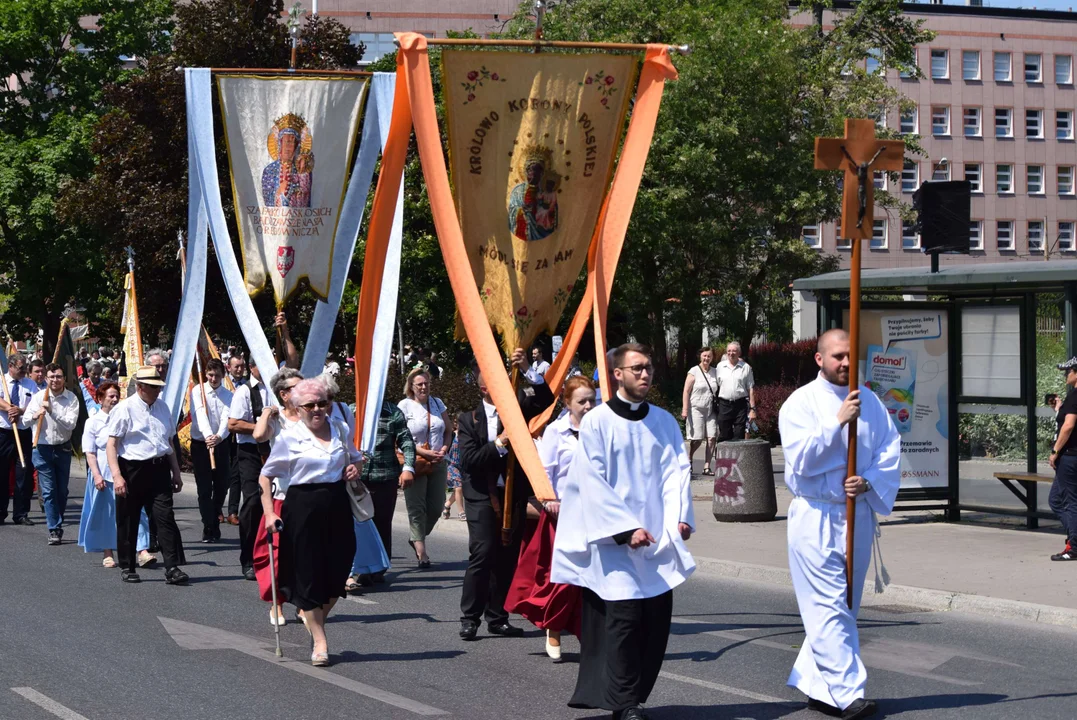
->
xmin=505 ymin=510 xmax=582 ymax=636
xmin=252 ymin=498 xmax=284 ymax=603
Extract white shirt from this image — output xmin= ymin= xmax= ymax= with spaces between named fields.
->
xmin=530 ymin=359 xmax=550 ymax=378
xmin=483 ymin=399 xmax=509 ymax=485
xmin=229 ymin=380 xmax=272 ymax=445
xmin=551 ymin=398 xmax=696 ymax=601
xmin=260 ymin=417 xmax=362 ymax=492
xmin=399 ymin=397 xmax=447 ymax=449
xmin=0 ymin=373 xmax=35 ymax=431
xmin=716 ymin=358 xmax=754 ymax=401
xmin=82 ymin=411 xmax=114 ymax=482
xmin=108 ymin=393 xmax=176 ymax=460
xmin=21 ymin=389 xmax=80 ymax=446
xmin=537 ymin=412 xmax=579 ymax=498
xmin=190 ymin=382 xmax=233 ymax=441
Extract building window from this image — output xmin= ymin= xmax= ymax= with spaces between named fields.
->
xmin=997 ymin=164 xmax=1013 ymax=193
xmin=997 ymin=220 xmax=1014 ymax=251
xmin=900 ymin=49 xmax=918 ymax=79
xmin=900 ymin=108 xmax=917 ymax=135
xmin=965 ymin=163 xmax=982 ymax=193
xmin=902 ymin=221 xmax=919 ymax=250
xmin=970 ymin=221 xmax=983 ymax=251
xmin=963 ymin=106 xmax=981 ymax=137
xmin=1026 ymin=109 xmax=1044 ymax=138
xmin=1028 ymin=221 xmax=1045 ymax=252
xmin=802 ymin=225 xmax=821 ymax=249
xmin=1058 ymin=111 xmax=1074 ymax=140
xmin=1060 ymin=222 xmax=1075 ymax=252
xmin=871 ymin=105 xmax=886 ymax=130
xmin=871 ymin=219 xmax=888 ymax=250
xmin=931 ymin=49 xmax=949 ymax=79
xmin=931 ymin=106 xmax=950 ymax=135
xmin=1057 ymin=55 xmax=1073 ymax=85
xmin=351 ymin=32 xmax=398 ymax=64
xmin=932 ymin=160 xmax=950 ymax=182
xmin=1025 ymin=53 xmax=1042 ymax=83
xmin=995 ymin=108 xmax=1012 ymax=138
xmin=866 ymin=48 xmax=883 ymax=75
xmin=994 ymin=52 xmax=1012 ymax=82
xmin=962 ymin=50 xmax=980 ymax=80
xmin=901 ymin=160 xmax=919 ymax=193
xmin=1028 ymin=165 xmax=1045 ymax=194
xmin=1059 ymin=166 xmax=1075 ymax=195
xmin=836 ymin=219 xmax=850 ymax=249
xmin=873 ymin=170 xmax=886 ymax=191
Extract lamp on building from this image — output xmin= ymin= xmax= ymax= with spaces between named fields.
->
xmin=931 ymin=156 xmax=949 ymax=181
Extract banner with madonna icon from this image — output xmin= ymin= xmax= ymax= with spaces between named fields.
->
xmin=217 ymin=74 xmax=368 ymax=305
xmin=441 ymin=50 xmax=637 ymax=351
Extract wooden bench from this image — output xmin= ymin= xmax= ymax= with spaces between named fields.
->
xmin=984 ymin=472 xmax=1056 ymax=529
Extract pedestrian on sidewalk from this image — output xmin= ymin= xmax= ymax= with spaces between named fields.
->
xmin=552 ymin=344 xmax=695 ymax=720
xmin=21 ymin=363 xmax=80 ymax=545
xmin=777 ymin=329 xmax=900 ymax=720
xmin=1048 ymin=357 xmax=1077 ymax=562
xmin=682 ymin=347 xmax=719 ymax=475
xmin=716 ymin=341 xmax=756 ymax=443
xmin=105 ymin=367 xmax=189 ymax=585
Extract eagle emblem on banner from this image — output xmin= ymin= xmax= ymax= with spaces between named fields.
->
xmin=276 ymin=246 xmax=295 ymax=278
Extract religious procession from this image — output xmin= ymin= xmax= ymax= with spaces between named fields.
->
xmin=3 ymin=2 xmax=1077 ymax=720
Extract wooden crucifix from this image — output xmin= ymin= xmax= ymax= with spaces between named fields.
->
xmin=814 ymin=119 xmax=905 ymax=608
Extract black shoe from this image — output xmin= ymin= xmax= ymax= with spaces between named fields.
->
xmin=13 ymin=516 xmax=35 ymax=526
xmin=242 ymin=565 xmax=256 ymax=581
xmin=372 ymin=572 xmax=386 ymax=585
xmin=47 ymin=530 xmax=61 ymax=546
xmin=358 ymin=574 xmax=374 ymax=587
xmin=807 ymin=697 xmax=842 ymax=717
xmin=612 ymin=707 xmax=648 ymax=720
xmin=841 ymin=699 xmax=877 ymax=720
xmin=487 ymin=621 xmax=524 ymax=637
xmin=459 ymin=621 xmax=479 ymax=640
xmin=121 ymin=570 xmax=141 ymax=583
xmin=201 ymin=530 xmax=213 ymax=544
xmin=148 ymin=538 xmax=161 ymax=554
xmin=165 ymin=567 xmax=190 ymax=585
xmin=1051 ymin=543 xmax=1077 ymax=561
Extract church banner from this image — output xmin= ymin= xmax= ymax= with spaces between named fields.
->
xmin=441 ymin=50 xmax=637 ymax=351
xmin=217 ymin=74 xmax=369 ymax=304
xmin=118 ymin=271 xmax=143 ymax=391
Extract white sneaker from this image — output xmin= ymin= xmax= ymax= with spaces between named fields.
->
xmin=545 ymin=631 xmax=562 ymax=661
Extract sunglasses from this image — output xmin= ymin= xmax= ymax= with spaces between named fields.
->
xmin=299 ymin=400 xmax=330 ymax=411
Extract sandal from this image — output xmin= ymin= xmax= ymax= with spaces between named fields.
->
xmin=442 ymin=505 xmax=452 ymax=520
xmin=102 ymin=556 xmax=117 ymax=568
xmin=702 ymin=466 xmax=713 ymax=476
xmin=311 ymin=651 xmax=330 ymax=667
xmin=345 ymin=576 xmax=362 ymax=594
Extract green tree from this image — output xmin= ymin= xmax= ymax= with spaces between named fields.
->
xmin=0 ymin=0 xmax=172 ymax=356
xmin=60 ymin=0 xmax=362 ymax=348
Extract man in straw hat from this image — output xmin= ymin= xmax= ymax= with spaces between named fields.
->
xmin=105 ymin=366 xmax=188 ymax=585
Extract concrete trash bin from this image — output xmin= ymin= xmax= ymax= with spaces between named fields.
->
xmin=711 ymin=438 xmax=777 ymax=523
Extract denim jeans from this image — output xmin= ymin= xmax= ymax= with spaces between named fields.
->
xmin=34 ymin=444 xmax=72 ymax=531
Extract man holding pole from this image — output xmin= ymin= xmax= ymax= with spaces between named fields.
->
xmin=190 ymin=358 xmax=233 ymax=543
xmin=0 ymin=353 xmax=36 ymax=526
xmin=21 ymin=364 xmax=80 ymax=545
xmin=778 ymin=329 xmax=899 ymax=719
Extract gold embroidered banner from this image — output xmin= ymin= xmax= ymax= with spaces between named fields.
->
xmin=217 ymin=74 xmax=368 ymax=304
xmin=442 ymin=50 xmax=637 ymax=351
xmin=118 ymin=271 xmax=143 ymax=392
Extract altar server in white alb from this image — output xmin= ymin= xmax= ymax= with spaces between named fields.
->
xmin=552 ymin=343 xmax=695 ymax=720
xmin=778 ymin=329 xmax=900 ymax=720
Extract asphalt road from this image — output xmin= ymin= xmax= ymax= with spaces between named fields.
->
xmin=1 ymin=475 xmax=1075 ymax=720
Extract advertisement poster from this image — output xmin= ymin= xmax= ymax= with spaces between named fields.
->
xmin=845 ymin=309 xmax=949 ymax=489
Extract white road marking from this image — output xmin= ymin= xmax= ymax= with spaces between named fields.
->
xmin=11 ymin=688 xmax=91 ymax=720
xmin=659 ymin=671 xmax=792 ymax=704
xmin=159 ymin=617 xmax=446 ymax=716
xmin=345 ymin=595 xmax=378 ymax=605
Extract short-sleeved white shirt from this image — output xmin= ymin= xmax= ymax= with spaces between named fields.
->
xmin=107 ymin=394 xmax=176 ymax=460
xmin=716 ymin=359 xmax=754 ymax=401
xmin=398 ymin=397 xmax=447 ymax=449
xmin=260 ymin=417 xmax=361 ymax=493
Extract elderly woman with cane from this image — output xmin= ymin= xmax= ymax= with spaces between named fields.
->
xmin=259 ymin=379 xmax=361 ymax=667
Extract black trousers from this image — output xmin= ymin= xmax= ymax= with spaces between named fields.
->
xmin=116 ymin=457 xmax=184 ymax=571
xmin=236 ymin=443 xmax=264 ymax=568
xmin=367 ymin=482 xmax=398 ymax=560
xmin=460 ymin=494 xmax=525 ymax=625
xmin=0 ymin=428 xmax=33 ymax=522
xmin=279 ymin=482 xmax=355 ymax=611
xmin=191 ymin=439 xmax=231 ymax=537
xmin=224 ymin=437 xmax=241 ymax=516
xmin=718 ymin=397 xmax=749 ymax=442
xmin=569 ymin=588 xmax=674 ymax=711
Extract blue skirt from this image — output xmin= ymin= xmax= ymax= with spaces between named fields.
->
xmin=78 ymin=476 xmax=149 ymax=553
xmin=351 ymin=518 xmax=390 ymax=576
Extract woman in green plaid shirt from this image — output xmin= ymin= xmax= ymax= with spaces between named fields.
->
xmin=361 ymin=400 xmax=416 ymax=577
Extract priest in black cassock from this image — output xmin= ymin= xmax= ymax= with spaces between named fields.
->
xmin=552 ymin=343 xmax=696 ymax=720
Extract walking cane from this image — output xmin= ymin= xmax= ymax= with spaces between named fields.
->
xmin=267 ymin=518 xmax=284 ymax=657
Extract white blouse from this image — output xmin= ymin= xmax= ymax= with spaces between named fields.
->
xmin=81 ymin=411 xmax=114 ymax=482
xmin=260 ymin=417 xmax=361 ymax=498
xmin=398 ymin=397 xmax=447 ymax=449
xmin=536 ymin=412 xmax=579 ymax=499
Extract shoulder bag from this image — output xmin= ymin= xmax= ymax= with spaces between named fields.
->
xmin=397 ymin=399 xmax=437 ymax=476
xmin=698 ymin=365 xmax=721 ymax=416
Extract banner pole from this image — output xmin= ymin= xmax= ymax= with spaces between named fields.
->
xmin=0 ymin=371 xmax=26 ymax=467
xmin=501 ymin=368 xmax=520 ymax=545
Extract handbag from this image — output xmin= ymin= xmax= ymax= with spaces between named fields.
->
xmin=397 ymin=399 xmax=436 ymax=476
xmin=699 ymin=365 xmax=721 ymax=416
xmin=345 ymin=478 xmax=375 ymax=523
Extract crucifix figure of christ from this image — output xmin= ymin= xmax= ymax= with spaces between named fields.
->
xmin=813 ymin=118 xmax=905 ymax=607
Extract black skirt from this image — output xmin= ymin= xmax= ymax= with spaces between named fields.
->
xmin=279 ymin=482 xmax=356 ymax=611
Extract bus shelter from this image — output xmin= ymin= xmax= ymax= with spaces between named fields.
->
xmin=792 ymin=260 xmax=1077 ymax=522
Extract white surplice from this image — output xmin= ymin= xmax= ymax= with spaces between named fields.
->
xmin=778 ymin=373 xmax=900 ymax=710
xmin=551 ymin=396 xmax=696 ymax=601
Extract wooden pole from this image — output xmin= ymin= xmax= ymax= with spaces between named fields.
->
xmin=845 ymin=236 xmax=862 ymax=610
xmin=0 ymin=371 xmax=26 ymax=467
xmin=501 ymin=368 xmax=520 ymax=545
xmin=394 ymin=37 xmax=691 ymax=55
xmin=32 ymin=387 xmax=49 ymax=448
xmin=205 ymin=68 xmax=373 ymax=76
xmin=194 ymin=351 xmax=217 ymax=470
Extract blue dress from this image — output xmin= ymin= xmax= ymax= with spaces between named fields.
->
xmin=77 ymin=412 xmax=149 ymax=553
xmin=351 ymin=518 xmax=390 ymax=576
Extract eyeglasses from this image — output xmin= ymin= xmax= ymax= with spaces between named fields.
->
xmin=299 ymin=400 xmax=330 ymax=411
xmin=617 ymin=363 xmax=653 ymax=376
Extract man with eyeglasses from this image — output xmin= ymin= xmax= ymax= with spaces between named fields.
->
xmin=552 ymin=343 xmax=695 ymax=720
xmin=21 ymin=364 xmax=80 ymax=545
xmin=1048 ymin=357 xmax=1077 ymax=562
xmin=0 ymin=353 xmax=37 ymax=526
xmin=229 ymin=358 xmax=274 ymax=581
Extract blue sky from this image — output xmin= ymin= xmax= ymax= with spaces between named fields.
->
xmin=978 ymin=0 xmax=1076 ymax=9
